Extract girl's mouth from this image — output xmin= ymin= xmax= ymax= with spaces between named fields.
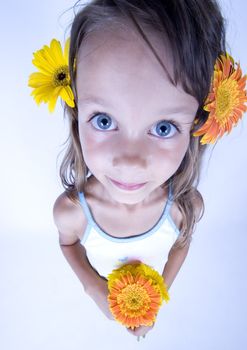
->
xmin=108 ymin=177 xmax=147 ymax=191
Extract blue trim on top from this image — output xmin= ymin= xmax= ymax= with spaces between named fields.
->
xmin=167 ymin=214 xmax=180 ymax=236
xmin=78 ymin=181 xmax=175 ymax=243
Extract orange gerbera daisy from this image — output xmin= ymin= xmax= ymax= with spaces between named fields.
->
xmin=107 ymin=263 xmax=169 ymax=330
xmin=193 ymin=52 xmax=247 ymax=144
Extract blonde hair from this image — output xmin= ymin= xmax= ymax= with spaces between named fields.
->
xmin=58 ymin=0 xmax=226 ymax=249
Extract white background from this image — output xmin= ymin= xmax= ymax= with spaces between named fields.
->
xmin=0 ymin=1 xmax=246 ymax=349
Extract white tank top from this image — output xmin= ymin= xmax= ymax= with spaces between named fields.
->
xmin=78 ymin=182 xmax=180 ymax=279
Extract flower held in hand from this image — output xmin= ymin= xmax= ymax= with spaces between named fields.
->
xmin=107 ymin=262 xmax=169 ymax=330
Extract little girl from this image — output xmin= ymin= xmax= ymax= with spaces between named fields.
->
xmin=50 ymin=0 xmax=246 ymax=339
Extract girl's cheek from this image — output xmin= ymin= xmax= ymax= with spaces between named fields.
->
xmin=79 ymin=129 xmax=118 ymax=170
xmin=153 ymin=136 xmax=190 ymax=175
xmin=79 ymin=123 xmax=115 ymax=144
xmin=153 ymin=134 xmax=189 ymax=160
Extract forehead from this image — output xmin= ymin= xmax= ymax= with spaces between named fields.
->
xmin=76 ymin=26 xmax=198 ymax=114
xmin=77 ymin=23 xmax=173 ymax=71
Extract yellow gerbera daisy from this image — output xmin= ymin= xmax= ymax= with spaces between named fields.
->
xmin=107 ymin=262 xmax=170 ymax=330
xmin=28 ymin=38 xmax=75 ymax=113
xmin=193 ymin=52 xmax=247 ymax=144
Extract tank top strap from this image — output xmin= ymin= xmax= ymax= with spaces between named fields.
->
xmin=78 ymin=192 xmax=95 ymax=226
xmin=164 ymin=181 xmax=174 ymax=215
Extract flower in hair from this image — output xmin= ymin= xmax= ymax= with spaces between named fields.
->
xmin=107 ymin=262 xmax=169 ymax=330
xmin=193 ymin=52 xmax=247 ymax=144
xmin=28 ymin=38 xmax=75 ymax=113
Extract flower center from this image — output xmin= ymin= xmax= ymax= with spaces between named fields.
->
xmin=216 ymin=79 xmax=238 ymax=124
xmin=117 ymin=283 xmax=150 ymax=315
xmin=53 ymin=65 xmax=70 ymax=87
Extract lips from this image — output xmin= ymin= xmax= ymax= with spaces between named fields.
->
xmin=108 ymin=177 xmax=147 ymax=191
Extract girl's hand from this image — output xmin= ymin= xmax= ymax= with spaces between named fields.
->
xmin=126 ymin=323 xmax=155 ymax=338
xmin=86 ymin=276 xmax=115 ymax=321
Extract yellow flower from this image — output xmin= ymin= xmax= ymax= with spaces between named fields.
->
xmin=193 ymin=52 xmax=247 ymax=144
xmin=107 ymin=262 xmax=170 ymax=330
xmin=28 ymin=38 xmax=75 ymax=113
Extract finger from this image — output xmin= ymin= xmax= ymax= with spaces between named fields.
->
xmin=127 ymin=326 xmax=136 ymax=331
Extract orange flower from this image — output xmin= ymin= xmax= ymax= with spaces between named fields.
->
xmin=107 ymin=263 xmax=169 ymax=330
xmin=193 ymin=52 xmax=247 ymax=144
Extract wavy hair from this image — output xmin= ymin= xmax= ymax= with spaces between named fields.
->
xmin=59 ymin=0 xmax=226 ymax=249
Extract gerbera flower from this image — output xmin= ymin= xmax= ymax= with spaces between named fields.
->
xmin=193 ymin=52 xmax=247 ymax=144
xmin=107 ymin=262 xmax=170 ymax=330
xmin=28 ymin=38 xmax=75 ymax=113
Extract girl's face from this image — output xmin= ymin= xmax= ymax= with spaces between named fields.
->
xmin=76 ymin=28 xmax=198 ymax=210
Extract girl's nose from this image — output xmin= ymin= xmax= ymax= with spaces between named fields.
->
xmin=112 ymin=152 xmax=147 ymax=169
xmin=111 ymin=134 xmax=151 ymax=171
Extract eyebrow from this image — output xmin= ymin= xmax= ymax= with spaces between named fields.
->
xmin=78 ymin=95 xmax=192 ymax=115
xmin=78 ymin=95 xmax=112 ymax=107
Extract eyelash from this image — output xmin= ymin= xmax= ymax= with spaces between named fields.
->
xmin=87 ymin=111 xmax=181 ymax=138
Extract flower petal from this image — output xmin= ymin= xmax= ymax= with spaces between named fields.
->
xmin=64 ymin=37 xmax=70 ymax=64
xmin=60 ymin=86 xmax=75 ymax=107
xmin=28 ymin=72 xmax=52 ymax=88
xmin=50 ymin=39 xmax=65 ymax=65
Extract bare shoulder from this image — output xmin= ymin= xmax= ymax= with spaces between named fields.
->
xmin=53 ymin=191 xmax=87 ymax=245
xmin=169 ymin=190 xmax=203 ymax=231
xmin=192 ymin=189 xmax=204 ymax=222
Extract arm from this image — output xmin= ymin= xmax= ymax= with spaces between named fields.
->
xmin=162 ymin=191 xmax=202 ymax=290
xmin=53 ymin=192 xmax=114 ymax=320
xmin=53 ymin=192 xmax=104 ymax=293
xmin=162 ymin=242 xmax=190 ymax=291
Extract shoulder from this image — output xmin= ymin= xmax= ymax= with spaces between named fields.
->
xmin=192 ymin=189 xmax=204 ymax=222
xmin=53 ymin=191 xmax=87 ymax=245
xmin=169 ymin=189 xmax=203 ymax=231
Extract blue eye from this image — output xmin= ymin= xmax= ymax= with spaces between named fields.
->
xmin=89 ymin=112 xmax=180 ymax=138
xmin=150 ymin=120 xmax=179 ymax=138
xmin=90 ymin=113 xmax=115 ymax=130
